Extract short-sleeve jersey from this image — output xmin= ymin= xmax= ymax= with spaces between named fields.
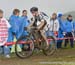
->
xmin=31 ymin=12 xmax=47 ymax=27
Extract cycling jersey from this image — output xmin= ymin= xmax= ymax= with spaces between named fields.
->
xmin=31 ymin=12 xmax=48 ymax=27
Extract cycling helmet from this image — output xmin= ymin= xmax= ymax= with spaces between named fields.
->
xmin=30 ymin=7 xmax=38 ymax=13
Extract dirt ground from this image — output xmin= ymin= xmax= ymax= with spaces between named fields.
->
xmin=0 ymin=47 xmax=75 ymax=65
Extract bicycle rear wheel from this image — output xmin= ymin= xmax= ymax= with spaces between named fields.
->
xmin=43 ymin=36 xmax=56 ymax=56
xmin=15 ymin=35 xmax=34 ymax=59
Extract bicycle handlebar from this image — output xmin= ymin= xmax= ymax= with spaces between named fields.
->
xmin=24 ymin=27 xmax=38 ymax=30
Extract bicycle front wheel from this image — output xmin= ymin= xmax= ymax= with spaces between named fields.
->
xmin=15 ymin=35 xmax=34 ymax=59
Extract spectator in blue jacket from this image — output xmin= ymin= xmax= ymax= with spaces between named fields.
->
xmin=7 ymin=9 xmax=21 ymax=43
xmin=20 ymin=10 xmax=30 ymax=36
xmin=63 ymin=15 xmax=74 ymax=48
xmin=17 ymin=10 xmax=30 ymax=50
xmin=57 ymin=13 xmax=64 ymax=48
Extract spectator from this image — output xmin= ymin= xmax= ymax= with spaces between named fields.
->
xmin=7 ymin=9 xmax=22 ymax=53
xmin=0 ymin=9 xmax=11 ymax=58
xmin=22 ymin=10 xmax=30 ymax=26
xmin=46 ymin=13 xmax=59 ymax=46
xmin=17 ymin=10 xmax=30 ymax=50
xmin=57 ymin=13 xmax=64 ymax=48
xmin=7 ymin=9 xmax=21 ymax=43
xmin=63 ymin=15 xmax=74 ymax=48
xmin=22 ymin=10 xmax=27 ymax=17
xmin=19 ymin=10 xmax=30 ymax=36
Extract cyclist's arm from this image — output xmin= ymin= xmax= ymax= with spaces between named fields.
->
xmin=28 ymin=21 xmax=34 ymax=28
xmin=27 ymin=18 xmax=34 ymax=28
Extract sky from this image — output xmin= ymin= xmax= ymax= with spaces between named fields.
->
xmin=0 ymin=0 xmax=75 ymax=18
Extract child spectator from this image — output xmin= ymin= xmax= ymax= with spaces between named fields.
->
xmin=7 ymin=9 xmax=22 ymax=53
xmin=7 ymin=9 xmax=21 ymax=43
xmin=0 ymin=9 xmax=11 ymax=58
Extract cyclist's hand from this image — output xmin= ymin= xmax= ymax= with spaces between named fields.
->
xmin=27 ymin=27 xmax=31 ymax=30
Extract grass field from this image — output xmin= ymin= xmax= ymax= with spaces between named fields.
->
xmin=0 ymin=47 xmax=75 ymax=65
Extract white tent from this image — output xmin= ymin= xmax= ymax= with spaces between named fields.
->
xmin=0 ymin=0 xmax=75 ymax=19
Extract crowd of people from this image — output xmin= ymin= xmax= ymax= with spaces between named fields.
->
xmin=0 ymin=7 xmax=75 ymax=58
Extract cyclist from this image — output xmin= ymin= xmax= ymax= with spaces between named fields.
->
xmin=27 ymin=7 xmax=49 ymax=47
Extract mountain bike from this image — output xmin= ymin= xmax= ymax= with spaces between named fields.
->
xmin=15 ymin=27 xmax=56 ymax=59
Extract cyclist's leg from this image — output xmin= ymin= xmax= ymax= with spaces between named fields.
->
xmin=48 ymin=31 xmax=57 ymax=48
xmin=40 ymin=30 xmax=49 ymax=46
